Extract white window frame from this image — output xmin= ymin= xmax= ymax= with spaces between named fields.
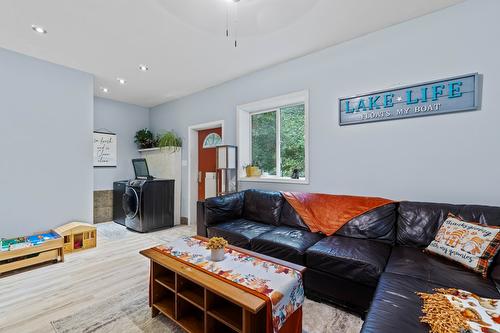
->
xmin=237 ymin=90 xmax=309 ymax=184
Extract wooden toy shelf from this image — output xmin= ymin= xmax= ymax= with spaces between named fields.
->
xmin=0 ymin=231 xmax=64 ymax=275
xmin=149 ymin=259 xmax=266 ymax=333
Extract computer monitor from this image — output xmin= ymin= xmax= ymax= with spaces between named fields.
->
xmin=132 ymin=158 xmax=151 ymax=179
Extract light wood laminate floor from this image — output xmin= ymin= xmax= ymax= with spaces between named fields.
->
xmin=0 ymin=222 xmax=195 ymax=333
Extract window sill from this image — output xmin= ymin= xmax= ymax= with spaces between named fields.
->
xmin=239 ymin=176 xmax=309 ymax=185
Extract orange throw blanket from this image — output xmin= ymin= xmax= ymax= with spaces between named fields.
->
xmin=282 ymin=192 xmax=395 ymax=236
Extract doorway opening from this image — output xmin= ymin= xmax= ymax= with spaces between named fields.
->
xmin=187 ymin=120 xmax=225 ymax=226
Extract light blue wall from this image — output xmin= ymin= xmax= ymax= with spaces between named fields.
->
xmin=151 ymin=0 xmax=500 ymax=218
xmin=0 ymin=47 xmax=94 ymax=238
xmin=94 ymin=97 xmax=149 ymax=190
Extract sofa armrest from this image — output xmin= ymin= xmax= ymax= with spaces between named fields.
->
xmin=196 ymin=200 xmax=207 ymax=237
xmin=205 ymin=191 xmax=245 ymax=226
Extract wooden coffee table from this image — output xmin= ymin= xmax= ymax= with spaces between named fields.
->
xmin=140 ymin=237 xmax=305 ymax=333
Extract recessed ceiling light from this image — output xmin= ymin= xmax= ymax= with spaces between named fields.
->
xmin=139 ymin=64 xmax=149 ymax=72
xmin=100 ymin=87 xmax=109 ymax=93
xmin=117 ymin=78 xmax=126 ymax=85
xmin=31 ymin=25 xmax=47 ymax=34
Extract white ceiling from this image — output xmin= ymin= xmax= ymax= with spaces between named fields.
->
xmin=0 ymin=0 xmax=464 ymax=108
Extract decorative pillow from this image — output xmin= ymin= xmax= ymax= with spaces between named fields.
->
xmin=425 ymin=214 xmax=500 ymax=277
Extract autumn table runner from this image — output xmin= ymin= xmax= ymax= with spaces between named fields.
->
xmin=154 ymin=237 xmax=304 ymax=333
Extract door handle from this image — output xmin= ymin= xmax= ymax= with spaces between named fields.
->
xmin=198 ymin=171 xmax=202 ymax=183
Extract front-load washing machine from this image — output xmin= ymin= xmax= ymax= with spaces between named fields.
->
xmin=123 ymin=179 xmax=174 ymax=232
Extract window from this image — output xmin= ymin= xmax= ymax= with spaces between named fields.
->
xmin=251 ymin=110 xmax=277 ymax=175
xmin=251 ymin=104 xmax=306 ymax=178
xmin=237 ymin=90 xmax=309 ymax=184
xmin=202 ymin=132 xmax=222 ymax=148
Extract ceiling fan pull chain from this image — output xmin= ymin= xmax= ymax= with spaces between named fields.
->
xmin=226 ymin=4 xmax=230 ymax=37
xmin=234 ymin=2 xmax=238 ymax=47
xmin=224 ymin=0 xmax=240 ymax=47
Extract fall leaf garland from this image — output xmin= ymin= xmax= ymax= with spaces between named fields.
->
xmin=418 ymin=289 xmax=471 ymax=333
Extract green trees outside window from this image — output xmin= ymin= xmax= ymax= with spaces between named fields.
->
xmin=250 ymin=104 xmax=305 ymax=178
xmin=251 ymin=111 xmax=276 ymax=175
xmin=280 ymin=104 xmax=305 ymax=178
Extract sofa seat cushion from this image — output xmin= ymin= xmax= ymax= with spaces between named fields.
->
xmin=385 ymin=246 xmax=500 ymax=296
xmin=361 ymin=272 xmax=500 ymax=333
xmin=306 ymin=236 xmax=391 ymax=287
xmin=207 ymin=219 xmax=275 ymax=249
xmin=250 ymin=227 xmax=324 ymax=265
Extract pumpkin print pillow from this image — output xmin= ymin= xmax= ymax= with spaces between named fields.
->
xmin=425 ymin=214 xmax=500 ymax=277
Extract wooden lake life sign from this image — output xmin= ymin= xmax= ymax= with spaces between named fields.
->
xmin=93 ymin=131 xmax=117 ymax=167
xmin=339 ymin=73 xmax=480 ymax=126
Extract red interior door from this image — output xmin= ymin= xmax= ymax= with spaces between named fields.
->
xmin=198 ymin=127 xmax=222 ymax=200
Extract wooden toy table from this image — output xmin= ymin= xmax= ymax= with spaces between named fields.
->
xmin=0 ymin=231 xmax=64 ymax=275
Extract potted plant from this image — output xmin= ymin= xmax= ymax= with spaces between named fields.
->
xmin=243 ymin=163 xmax=262 ymax=177
xmin=206 ymin=237 xmax=228 ymax=262
xmin=134 ymin=128 xmax=158 ymax=149
xmin=157 ymin=131 xmax=182 ymax=151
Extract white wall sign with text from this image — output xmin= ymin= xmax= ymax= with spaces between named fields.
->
xmin=93 ymin=131 xmax=117 ymax=167
xmin=339 ymin=73 xmax=480 ymax=125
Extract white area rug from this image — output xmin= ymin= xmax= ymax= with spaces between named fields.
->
xmin=51 ymin=281 xmax=363 ymax=333
xmin=48 ymin=223 xmax=363 ymax=333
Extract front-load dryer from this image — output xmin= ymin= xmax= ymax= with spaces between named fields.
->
xmin=123 ymin=179 xmax=174 ymax=232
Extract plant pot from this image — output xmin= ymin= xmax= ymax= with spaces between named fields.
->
xmin=210 ymin=248 xmax=225 ymax=262
xmin=246 ymin=166 xmax=261 ymax=177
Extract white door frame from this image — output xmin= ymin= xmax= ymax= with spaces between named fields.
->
xmin=187 ymin=120 xmax=225 ymax=225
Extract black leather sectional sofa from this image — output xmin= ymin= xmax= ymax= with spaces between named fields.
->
xmin=196 ymin=189 xmax=500 ymax=333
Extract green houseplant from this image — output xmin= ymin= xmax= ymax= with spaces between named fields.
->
xmin=157 ymin=131 xmax=182 ymax=151
xmin=134 ymin=128 xmax=157 ymax=149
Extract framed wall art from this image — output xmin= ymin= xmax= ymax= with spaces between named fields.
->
xmin=93 ymin=131 xmax=117 ymax=167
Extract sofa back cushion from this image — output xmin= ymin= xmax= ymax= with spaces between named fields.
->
xmin=279 ymin=200 xmax=310 ymax=231
xmin=397 ymin=201 xmax=500 ymax=248
xmin=279 ymin=200 xmax=397 ymax=243
xmin=336 ymin=203 xmax=397 ymax=244
xmin=243 ymin=189 xmax=284 ymax=226
xmin=205 ymin=192 xmax=245 ymax=226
